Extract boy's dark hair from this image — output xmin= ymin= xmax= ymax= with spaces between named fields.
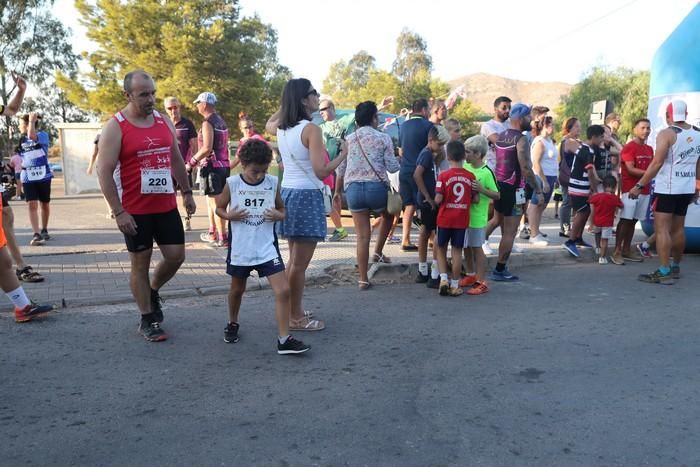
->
xmin=446 ymin=140 xmax=466 ymax=161
xmin=587 ymin=124 xmax=605 ymax=139
xmin=634 ymin=118 xmax=651 ymax=127
xmin=412 ymin=98 xmax=429 ymax=113
xmin=238 ymin=139 xmax=272 ymax=166
xmin=355 ymin=101 xmax=378 ymax=127
xmin=494 ymin=96 xmax=512 ymax=107
xmin=427 ymin=125 xmax=439 ymax=141
xmin=602 ymin=175 xmax=617 ymax=190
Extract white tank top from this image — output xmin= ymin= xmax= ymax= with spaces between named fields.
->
xmin=654 ymin=125 xmax=700 ymax=194
xmin=532 ymin=136 xmax=559 ymax=177
xmin=227 ymin=174 xmax=280 ymax=266
xmin=277 ymin=120 xmax=322 ymax=190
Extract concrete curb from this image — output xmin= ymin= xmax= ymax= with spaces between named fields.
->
xmin=0 ymin=246 xmax=589 ymax=314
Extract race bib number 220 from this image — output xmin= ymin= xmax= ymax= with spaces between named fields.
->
xmin=141 ymin=168 xmax=174 ymax=194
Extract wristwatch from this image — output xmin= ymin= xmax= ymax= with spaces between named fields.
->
xmin=634 ymin=183 xmax=643 ymax=190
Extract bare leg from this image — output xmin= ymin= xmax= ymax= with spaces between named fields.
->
xmin=28 ymin=200 xmax=40 ymax=234
xmin=527 ymin=202 xmax=546 ymax=237
xmin=40 ymin=201 xmax=50 ymax=231
xmin=436 ymin=244 xmax=449 ymax=275
xmin=498 ymin=216 xmax=519 ymax=264
xmin=2 ymin=206 xmax=27 ymax=269
xmin=286 ymin=240 xmax=317 ymax=321
xmin=374 ymin=212 xmax=393 ymax=257
xmin=267 ymin=271 xmax=291 ymax=337
xmin=129 ymin=249 xmax=154 ymax=315
xmin=329 ymin=209 xmax=343 ymax=230
xmin=227 ymin=276 xmax=246 ymax=323
xmin=418 ymin=226 xmax=430 ymax=264
xmin=450 ymin=245 xmax=462 ymax=281
xmin=209 ymin=196 xmax=226 ymax=240
xmin=151 ymin=243 xmax=185 ymax=290
xmin=472 ymin=247 xmax=487 ymax=282
xmin=0 ymin=248 xmax=20 ymax=292
xmin=463 ymin=248 xmax=474 ymax=274
xmin=351 ymin=211 xmax=371 ymax=282
xmin=402 ymin=205 xmax=416 ymax=246
xmin=670 ymin=215 xmax=686 ymax=264
xmin=653 ymin=212 xmax=672 ymax=269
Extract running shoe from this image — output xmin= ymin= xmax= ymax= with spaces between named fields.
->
xmin=151 ymin=289 xmax=164 ymax=323
xmin=482 ymin=241 xmax=495 ymax=255
xmin=512 ymin=243 xmax=524 ymax=253
xmin=671 ymin=265 xmax=681 ymax=279
xmin=415 ymin=271 xmax=429 ymax=283
xmin=610 ymin=252 xmax=625 ymax=265
xmin=439 ymin=279 xmax=450 ymax=296
xmin=563 ymin=240 xmax=580 ymax=258
xmin=138 ymin=320 xmax=168 ymax=342
xmin=636 ymin=243 xmax=652 ymax=258
xmin=458 ymin=275 xmax=478 ymax=288
xmin=467 ymin=281 xmax=489 ymax=295
xmin=426 ymin=277 xmax=440 ymax=289
xmin=529 ymin=234 xmax=548 ymax=247
xmin=40 ymin=229 xmax=51 ymax=241
xmin=29 ymin=233 xmax=44 ymax=246
xmin=576 ymin=238 xmax=593 ymax=248
xmin=598 ymin=256 xmax=608 ymax=265
xmin=224 ymin=322 xmax=240 ymax=343
xmin=449 ymin=286 xmax=464 ymax=297
xmin=401 ymin=244 xmax=418 ymax=252
xmin=519 ymin=225 xmax=530 ymax=240
xmin=638 ymin=270 xmax=674 ymax=285
xmin=328 ymin=228 xmax=348 ymax=242
xmin=489 ymin=268 xmax=519 ymax=282
xmin=15 ymin=303 xmax=53 ymax=323
xmin=387 ymin=235 xmax=401 ymax=244
xmin=277 ymin=336 xmax=310 ymax=355
xmin=200 ymin=231 xmax=217 ymax=243
xmin=622 ymin=251 xmax=643 ymax=263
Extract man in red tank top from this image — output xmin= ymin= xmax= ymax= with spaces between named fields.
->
xmin=98 ymin=70 xmax=196 ymax=342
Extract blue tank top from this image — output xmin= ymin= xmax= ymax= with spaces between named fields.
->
xmin=18 ymin=134 xmax=53 ymax=184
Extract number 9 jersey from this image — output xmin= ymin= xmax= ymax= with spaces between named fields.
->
xmin=114 ymin=110 xmax=177 ymax=215
xmin=435 ymin=167 xmax=475 ymax=229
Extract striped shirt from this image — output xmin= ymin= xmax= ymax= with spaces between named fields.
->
xmin=569 ymin=144 xmax=595 ymax=197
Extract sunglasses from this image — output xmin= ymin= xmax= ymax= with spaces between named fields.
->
xmin=306 ymin=89 xmax=319 ymax=97
xmin=319 ymin=107 xmax=330 ymax=112
xmin=241 ymin=126 xmax=251 ymax=130
xmin=166 ymin=106 xmax=178 ymax=110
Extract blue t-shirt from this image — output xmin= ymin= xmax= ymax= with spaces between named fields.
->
xmin=415 ymin=147 xmax=436 ymax=204
xmin=399 ymin=116 xmax=433 ymax=170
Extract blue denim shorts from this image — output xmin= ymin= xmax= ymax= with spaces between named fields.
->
xmin=345 ymin=181 xmax=388 ymax=213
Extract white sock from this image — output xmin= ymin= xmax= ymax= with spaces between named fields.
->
xmin=642 ymin=241 xmax=650 ymax=249
xmin=419 ymin=262 xmax=428 ymax=275
xmin=431 ymin=260 xmax=439 ymax=279
xmin=450 ymin=279 xmax=459 ymax=288
xmin=278 ymin=335 xmax=289 ymax=344
xmin=440 ymin=273 xmax=448 ymax=281
xmin=465 ymin=272 xmax=476 ymax=277
xmin=7 ymin=286 xmax=31 ymax=309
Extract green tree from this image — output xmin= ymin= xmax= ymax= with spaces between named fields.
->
xmin=60 ymin=0 xmax=289 ymax=131
xmin=556 ymin=66 xmax=651 ymax=141
xmin=1 ymin=0 xmax=78 ymax=151
xmin=322 ymin=50 xmax=377 ymax=104
xmin=392 ymin=28 xmax=431 ymax=83
xmin=449 ymin=98 xmax=481 ymax=138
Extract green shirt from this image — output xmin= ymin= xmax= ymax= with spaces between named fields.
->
xmin=320 ymin=113 xmax=356 ymax=160
xmin=465 ymin=162 xmax=497 ymax=228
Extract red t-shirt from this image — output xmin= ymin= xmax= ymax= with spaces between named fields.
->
xmin=620 ymin=140 xmax=653 ymax=194
xmin=589 ymin=192 xmax=623 ymax=227
xmin=436 ymin=167 xmax=475 ymax=229
xmin=116 ymin=110 xmax=177 ymax=215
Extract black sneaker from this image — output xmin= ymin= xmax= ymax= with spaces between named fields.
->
xmin=415 ymin=271 xmax=429 ymax=283
xmin=29 ymin=233 xmax=44 ymax=246
xmin=15 ymin=303 xmax=54 ymax=323
xmin=138 ymin=320 xmax=168 ymax=342
xmin=150 ymin=289 xmax=164 ymax=323
xmin=638 ymin=269 xmax=675 ymax=285
xmin=277 ymin=336 xmax=310 ymax=355
xmin=519 ymin=226 xmax=530 ymax=240
xmin=224 ymin=322 xmax=240 ymax=343
xmin=426 ymin=277 xmax=440 ymax=289
xmin=40 ymin=229 xmax=51 ymax=241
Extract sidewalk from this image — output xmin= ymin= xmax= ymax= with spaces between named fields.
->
xmin=4 ymin=176 xmax=649 ymax=310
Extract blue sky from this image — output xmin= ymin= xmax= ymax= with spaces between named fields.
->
xmin=54 ymin=0 xmax=698 ymax=87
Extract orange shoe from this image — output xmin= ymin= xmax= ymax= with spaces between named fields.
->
xmin=458 ymin=275 xmax=478 ymax=288
xmin=467 ymin=281 xmax=489 ymax=295
xmin=15 ymin=303 xmax=53 ymax=323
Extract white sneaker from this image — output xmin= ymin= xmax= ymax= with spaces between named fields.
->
xmin=529 ymin=234 xmax=548 ymax=247
xmin=482 ymin=241 xmax=494 ymax=255
xmin=512 ymin=243 xmax=524 ymax=253
xmin=598 ymin=256 xmax=608 ymax=264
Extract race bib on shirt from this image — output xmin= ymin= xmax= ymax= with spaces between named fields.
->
xmin=515 ymin=188 xmax=526 ymax=205
xmin=25 ymin=166 xmax=47 ymax=182
xmin=239 ymin=187 xmax=274 ymax=217
xmin=141 ymin=168 xmax=174 ymax=194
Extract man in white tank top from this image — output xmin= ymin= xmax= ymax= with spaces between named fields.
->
xmin=630 ymin=100 xmax=700 ymax=284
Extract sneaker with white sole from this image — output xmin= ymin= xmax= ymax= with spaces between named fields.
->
xmin=529 ymin=234 xmax=548 ymax=247
xmin=598 ymin=256 xmax=608 ymax=264
xmin=482 ymin=241 xmax=494 ymax=255
xmin=512 ymin=243 xmax=524 ymax=253
xmin=277 ymin=336 xmax=310 ymax=355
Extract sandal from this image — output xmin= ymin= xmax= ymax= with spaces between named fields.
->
xmin=467 ymin=281 xmax=489 ymax=295
xmin=372 ymin=253 xmax=392 ymax=264
xmin=16 ymin=266 xmax=44 ymax=283
xmin=358 ymin=280 xmax=371 ymax=290
xmin=303 ymin=310 xmax=314 ymax=319
xmin=289 ymin=316 xmax=325 ymax=332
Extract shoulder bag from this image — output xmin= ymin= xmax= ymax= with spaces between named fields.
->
xmin=280 ymin=130 xmax=333 ymax=214
xmin=355 ymin=132 xmax=403 ymax=216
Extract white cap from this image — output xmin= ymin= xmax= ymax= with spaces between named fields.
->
xmin=666 ymin=99 xmax=687 ymax=122
xmin=193 ymin=92 xmax=217 ymax=105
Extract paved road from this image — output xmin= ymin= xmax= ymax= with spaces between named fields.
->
xmin=2 ymin=258 xmax=698 ymax=466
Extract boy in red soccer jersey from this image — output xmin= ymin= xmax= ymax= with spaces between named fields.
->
xmin=589 ymin=176 xmax=623 ymax=264
xmin=434 ymin=141 xmax=478 ymax=296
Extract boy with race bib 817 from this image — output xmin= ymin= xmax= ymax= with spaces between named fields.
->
xmin=215 ymin=139 xmax=310 ymax=355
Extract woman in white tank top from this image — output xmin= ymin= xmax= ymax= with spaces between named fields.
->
xmin=527 ymin=116 xmax=559 ymax=244
xmin=265 ymin=78 xmax=348 ymax=332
